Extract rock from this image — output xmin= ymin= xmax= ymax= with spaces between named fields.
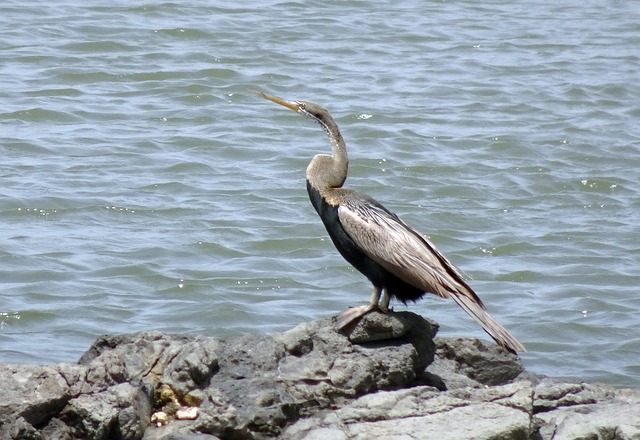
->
xmin=1 ymin=311 xmax=638 ymax=439
xmin=142 ymin=420 xmax=221 ymax=440
xmin=176 ymin=407 xmax=198 ymax=420
xmin=191 ymin=313 xmax=437 ymax=438
xmin=533 ymin=378 xmax=640 ymax=440
xmin=429 ymin=336 xmax=525 ymax=388
xmin=0 ymin=363 xmax=72 ymax=427
xmin=151 ymin=411 xmax=169 ymax=427
xmin=281 ymin=381 xmax=533 ymax=440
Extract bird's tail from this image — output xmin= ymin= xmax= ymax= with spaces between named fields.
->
xmin=450 ymin=293 xmax=526 ymax=354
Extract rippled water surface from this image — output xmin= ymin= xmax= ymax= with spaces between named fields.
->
xmin=1 ymin=0 xmax=639 ymax=387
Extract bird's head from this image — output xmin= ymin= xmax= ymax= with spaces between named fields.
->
xmin=253 ymin=89 xmax=347 ymax=188
xmin=253 ymin=90 xmax=332 ymax=128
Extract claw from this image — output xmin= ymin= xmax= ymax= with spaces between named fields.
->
xmin=333 ymin=302 xmax=392 ymax=330
xmin=334 ymin=287 xmax=392 ymax=330
xmin=334 ymin=305 xmax=373 ymax=330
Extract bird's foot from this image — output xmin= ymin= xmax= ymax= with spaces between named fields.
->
xmin=333 ymin=303 xmax=389 ymax=331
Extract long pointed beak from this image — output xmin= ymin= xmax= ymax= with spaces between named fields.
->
xmin=252 ymin=90 xmax=300 ymax=112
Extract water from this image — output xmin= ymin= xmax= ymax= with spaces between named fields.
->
xmin=1 ymin=0 xmax=639 ymax=387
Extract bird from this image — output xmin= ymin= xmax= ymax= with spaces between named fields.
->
xmin=255 ymin=90 xmax=526 ymax=353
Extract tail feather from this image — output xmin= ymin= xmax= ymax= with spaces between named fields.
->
xmin=450 ymin=293 xmax=526 ymax=354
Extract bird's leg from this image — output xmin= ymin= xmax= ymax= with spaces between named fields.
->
xmin=367 ymin=285 xmax=382 ymax=307
xmin=334 ymin=286 xmax=384 ymax=330
xmin=378 ymin=288 xmax=391 ymax=313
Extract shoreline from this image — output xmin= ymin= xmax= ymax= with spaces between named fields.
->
xmin=2 ymin=311 xmax=638 ymax=439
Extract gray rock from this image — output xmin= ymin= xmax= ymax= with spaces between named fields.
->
xmin=191 ymin=313 xmax=437 ymax=438
xmin=282 ymin=381 xmax=534 ymax=439
xmin=143 ymin=421 xmax=221 ymax=440
xmin=1 ymin=311 xmax=638 ymax=439
xmin=533 ymin=378 xmax=640 ymax=440
xmin=282 ymin=377 xmax=640 ymax=440
xmin=0 ymin=363 xmax=77 ymax=427
xmin=429 ymin=336 xmax=525 ymax=387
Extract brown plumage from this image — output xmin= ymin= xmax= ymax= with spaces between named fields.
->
xmin=255 ymin=90 xmax=525 ymax=353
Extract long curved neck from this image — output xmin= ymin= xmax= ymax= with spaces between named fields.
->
xmin=305 ymin=116 xmax=349 ymax=191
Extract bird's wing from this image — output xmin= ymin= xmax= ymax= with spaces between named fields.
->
xmin=337 ymin=200 xmax=472 ymax=300
xmin=337 ymin=199 xmax=526 ymax=353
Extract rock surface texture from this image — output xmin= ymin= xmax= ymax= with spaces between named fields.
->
xmin=1 ymin=311 xmax=639 ymax=439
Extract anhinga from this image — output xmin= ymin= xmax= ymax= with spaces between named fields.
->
xmin=255 ymin=90 xmax=525 ymax=353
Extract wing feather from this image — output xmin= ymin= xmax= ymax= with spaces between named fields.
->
xmin=337 ymin=199 xmax=526 ymax=353
xmin=337 ymin=200 xmax=470 ymax=300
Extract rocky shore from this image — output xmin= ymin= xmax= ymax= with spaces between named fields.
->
xmin=2 ymin=311 xmax=639 ymax=439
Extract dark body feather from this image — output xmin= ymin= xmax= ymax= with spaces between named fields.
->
xmin=307 ymin=181 xmax=425 ymax=303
